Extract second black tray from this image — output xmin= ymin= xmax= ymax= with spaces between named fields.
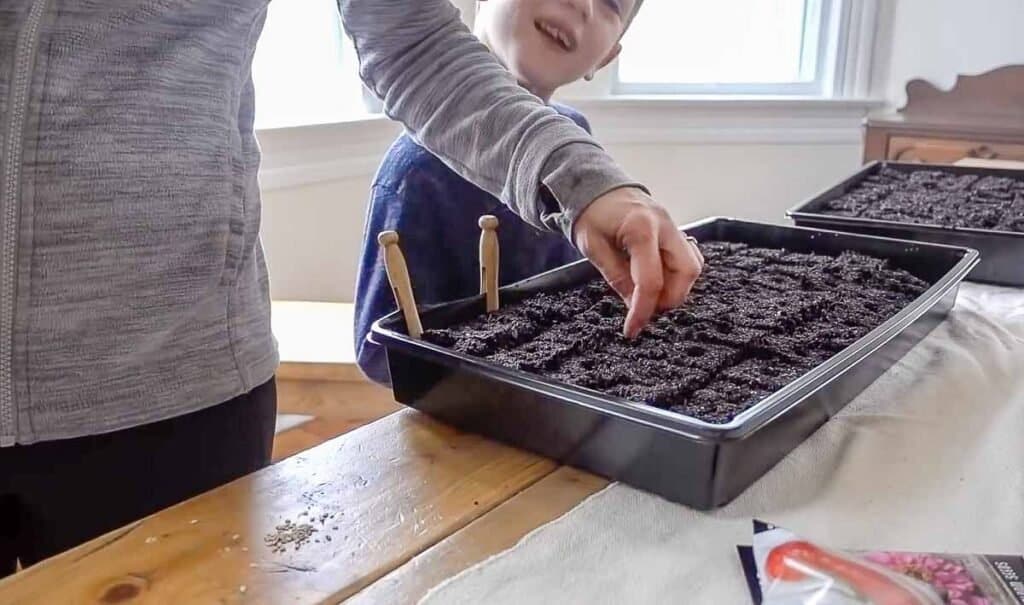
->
xmin=788 ymin=160 xmax=1024 ymax=286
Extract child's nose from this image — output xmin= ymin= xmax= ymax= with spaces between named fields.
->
xmin=561 ymin=0 xmax=594 ymax=22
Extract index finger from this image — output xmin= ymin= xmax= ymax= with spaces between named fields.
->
xmin=623 ymin=229 xmax=664 ymax=339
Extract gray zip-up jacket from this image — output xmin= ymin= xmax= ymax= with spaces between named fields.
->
xmin=0 ymin=0 xmax=640 ymax=445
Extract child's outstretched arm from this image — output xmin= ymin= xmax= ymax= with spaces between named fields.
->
xmin=336 ymin=1 xmax=704 ymax=337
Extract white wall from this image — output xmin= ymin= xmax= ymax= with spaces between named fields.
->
xmin=604 ymin=143 xmax=862 ymax=224
xmin=872 ymin=0 xmax=1024 ymax=108
xmin=262 ymin=176 xmax=376 ymax=302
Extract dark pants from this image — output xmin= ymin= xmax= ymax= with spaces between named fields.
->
xmin=0 ymin=378 xmax=277 ymax=576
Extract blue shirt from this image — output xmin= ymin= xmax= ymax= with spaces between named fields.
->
xmin=354 ymin=104 xmax=588 ymax=386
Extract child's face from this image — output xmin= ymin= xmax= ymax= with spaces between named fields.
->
xmin=477 ymin=0 xmax=634 ymax=100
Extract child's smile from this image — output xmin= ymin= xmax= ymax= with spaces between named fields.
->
xmin=535 ymin=16 xmax=578 ymax=52
xmin=476 ymin=0 xmax=636 ymax=100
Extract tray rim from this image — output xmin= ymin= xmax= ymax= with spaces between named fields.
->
xmin=370 ymin=217 xmax=979 ymax=442
xmin=786 ymin=160 xmax=1024 ymax=239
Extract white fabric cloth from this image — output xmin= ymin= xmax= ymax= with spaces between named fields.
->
xmin=274 ymin=414 xmax=314 ymax=434
xmin=421 ymin=283 xmax=1024 ymax=605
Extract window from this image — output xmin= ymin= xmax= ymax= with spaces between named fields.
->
xmin=616 ymin=0 xmax=845 ymax=96
xmin=252 ymin=0 xmax=371 ymax=130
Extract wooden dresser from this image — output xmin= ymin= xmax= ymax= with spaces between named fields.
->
xmin=864 ymin=64 xmax=1024 ymax=164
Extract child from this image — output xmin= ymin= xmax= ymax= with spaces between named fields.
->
xmin=355 ymin=0 xmax=644 ymax=386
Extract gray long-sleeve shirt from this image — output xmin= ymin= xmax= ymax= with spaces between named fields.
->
xmin=0 ymin=0 xmax=641 ymax=445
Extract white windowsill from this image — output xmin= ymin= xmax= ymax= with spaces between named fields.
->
xmin=257 ymin=113 xmax=399 ymax=192
xmin=256 ymin=95 xmax=884 ymax=192
xmin=256 ymin=111 xmax=388 ymax=138
xmin=562 ymin=95 xmax=883 ymax=111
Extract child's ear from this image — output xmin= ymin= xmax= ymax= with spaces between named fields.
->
xmin=597 ymin=43 xmax=622 ymax=72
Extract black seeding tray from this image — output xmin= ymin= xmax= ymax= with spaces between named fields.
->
xmin=788 ymin=160 xmax=1024 ymax=286
xmin=370 ymin=218 xmax=979 ymax=509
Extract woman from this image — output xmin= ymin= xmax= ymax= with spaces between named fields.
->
xmin=0 ymin=0 xmax=702 ymax=573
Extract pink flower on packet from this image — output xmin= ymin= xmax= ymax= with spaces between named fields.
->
xmin=738 ymin=521 xmax=1022 ymax=605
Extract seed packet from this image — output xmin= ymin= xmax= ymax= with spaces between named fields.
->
xmin=738 ymin=521 xmax=1024 ymax=605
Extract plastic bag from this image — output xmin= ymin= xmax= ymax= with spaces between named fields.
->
xmin=738 ymin=521 xmax=1024 ymax=605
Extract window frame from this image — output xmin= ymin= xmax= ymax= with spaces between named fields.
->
xmin=252 ymin=0 xmax=373 ymax=131
xmin=611 ymin=0 xmax=874 ymax=99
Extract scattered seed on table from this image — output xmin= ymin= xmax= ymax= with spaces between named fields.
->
xmin=264 ymin=520 xmax=318 ymax=553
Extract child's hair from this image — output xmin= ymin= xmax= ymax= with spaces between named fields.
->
xmin=625 ymin=0 xmax=644 ymax=30
xmin=474 ymin=1 xmax=644 ymax=31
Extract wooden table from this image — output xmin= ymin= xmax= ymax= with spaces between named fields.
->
xmin=0 ymin=408 xmax=607 ymax=604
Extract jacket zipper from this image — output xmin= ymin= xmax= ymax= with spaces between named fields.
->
xmin=1 ymin=0 xmax=49 ymax=446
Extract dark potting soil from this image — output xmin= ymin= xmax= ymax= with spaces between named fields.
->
xmin=821 ymin=165 xmax=1024 ymax=232
xmin=423 ymin=242 xmax=929 ymax=424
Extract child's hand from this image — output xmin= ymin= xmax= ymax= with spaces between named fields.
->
xmin=574 ymin=188 xmax=704 ymax=339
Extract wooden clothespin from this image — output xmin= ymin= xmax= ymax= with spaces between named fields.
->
xmin=479 ymin=215 xmax=500 ymax=312
xmin=378 ymin=231 xmax=423 ymax=339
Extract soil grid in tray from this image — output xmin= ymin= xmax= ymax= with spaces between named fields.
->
xmin=423 ymin=241 xmax=929 ymax=424
xmin=820 ymin=165 xmax=1024 ymax=233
